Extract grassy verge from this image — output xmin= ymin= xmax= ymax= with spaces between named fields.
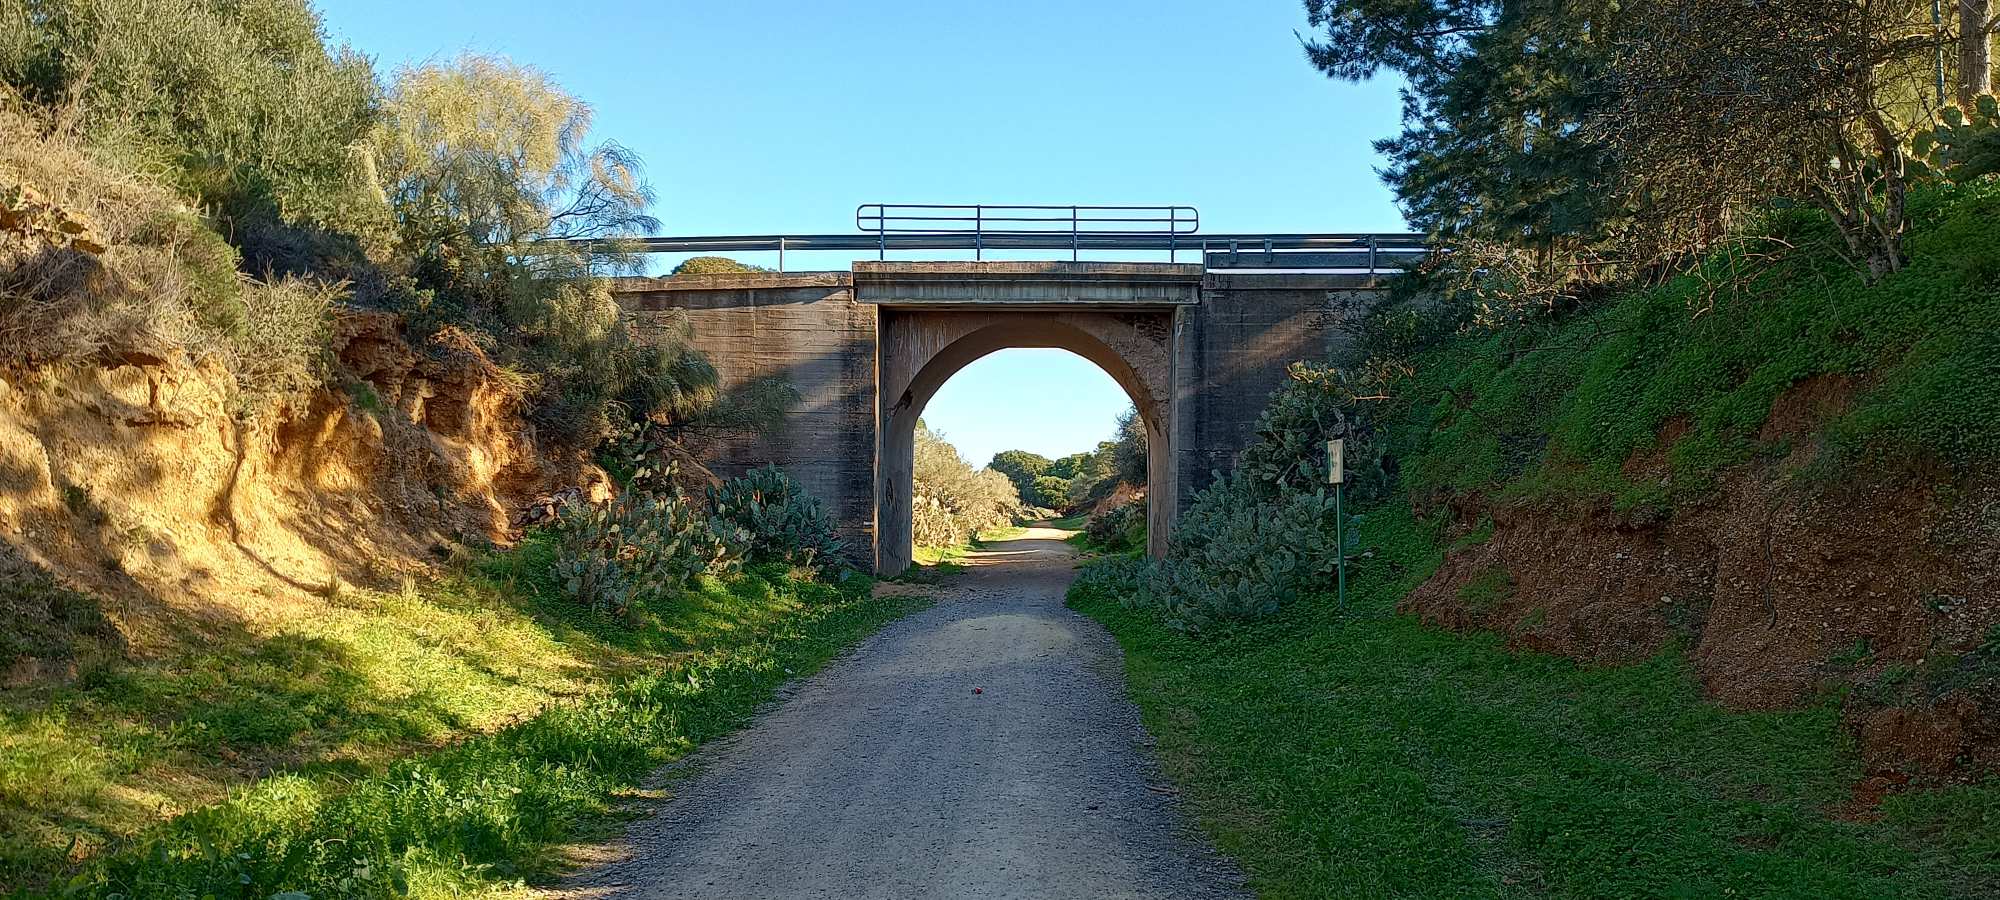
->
xmin=1070 ymin=503 xmax=2000 ymax=899
xmin=903 ymin=525 xmax=1032 ymax=580
xmin=904 ymin=545 xmax=970 ymax=581
xmin=977 ymin=525 xmax=1029 ymax=543
xmin=6 ymin=544 xmax=919 ymax=896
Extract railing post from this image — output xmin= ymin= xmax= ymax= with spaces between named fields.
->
xmin=778 ymin=236 xmax=786 ymax=274
xmin=1071 ymin=206 xmax=1079 ymax=262
xmin=1367 ymin=235 xmax=1379 ymax=285
xmin=974 ymin=205 xmax=983 ymax=261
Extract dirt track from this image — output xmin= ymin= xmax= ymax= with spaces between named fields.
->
xmin=547 ymin=526 xmax=1244 ymax=899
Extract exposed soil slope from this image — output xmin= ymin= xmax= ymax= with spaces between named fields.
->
xmin=1403 ymin=377 xmax=2000 ymax=784
xmin=1 ymin=308 xmax=595 ymax=676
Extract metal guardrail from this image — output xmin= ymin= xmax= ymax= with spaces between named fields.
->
xmin=856 ymin=204 xmax=1198 ymax=261
xmin=585 ymin=232 xmax=1426 ymax=271
xmin=564 ymin=202 xmax=1426 ymax=273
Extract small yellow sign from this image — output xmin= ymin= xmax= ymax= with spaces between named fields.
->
xmin=1327 ymin=438 xmax=1345 ymax=485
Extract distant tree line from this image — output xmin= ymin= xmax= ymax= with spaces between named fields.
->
xmin=988 ymin=407 xmax=1147 ymax=513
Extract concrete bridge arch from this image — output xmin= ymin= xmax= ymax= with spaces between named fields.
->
xmin=877 ymin=309 xmax=1177 ymax=572
xmin=614 ymin=261 xmax=1380 ymax=575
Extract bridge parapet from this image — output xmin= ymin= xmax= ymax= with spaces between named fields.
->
xmin=853 ymin=261 xmax=1202 ymax=307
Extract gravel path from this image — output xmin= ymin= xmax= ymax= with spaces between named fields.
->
xmin=546 ymin=526 xmax=1245 ymax=900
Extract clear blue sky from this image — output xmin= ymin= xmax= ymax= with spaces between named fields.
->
xmin=320 ymin=0 xmax=1407 ymax=469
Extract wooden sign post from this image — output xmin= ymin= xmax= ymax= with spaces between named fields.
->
xmin=1328 ymin=439 xmax=1347 ymax=611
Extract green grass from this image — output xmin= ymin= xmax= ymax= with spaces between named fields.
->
xmin=903 ymin=545 xmax=970 ymax=581
xmin=903 ymin=525 xmax=1032 ymax=579
xmin=976 ymin=525 xmax=1028 ymax=544
xmin=1070 ymin=503 xmax=2000 ymax=899
xmin=3 ymin=544 xmax=919 ymax=896
xmin=1388 ymin=181 xmax=2000 ymax=511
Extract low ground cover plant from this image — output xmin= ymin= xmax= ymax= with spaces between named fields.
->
xmin=2 ymin=467 xmax=894 ymax=894
xmin=70 ymin=569 xmax=911 ymax=897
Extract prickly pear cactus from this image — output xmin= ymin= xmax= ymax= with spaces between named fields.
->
xmin=548 ymin=488 xmax=751 ymax=616
xmin=1132 ymin=471 xmax=1350 ymax=633
xmin=708 ymin=465 xmax=845 ymax=571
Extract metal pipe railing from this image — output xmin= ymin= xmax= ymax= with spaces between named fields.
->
xmin=561 ymin=203 xmax=1425 ymax=276
xmin=581 ymin=232 xmax=1424 ymax=255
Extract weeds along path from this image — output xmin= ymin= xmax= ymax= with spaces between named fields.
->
xmin=548 ymin=526 xmax=1243 ymax=900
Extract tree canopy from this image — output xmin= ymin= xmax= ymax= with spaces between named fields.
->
xmin=987 ymin=450 xmax=1052 ymax=505
xmin=672 ymin=256 xmax=773 ymax=275
xmin=1302 ymin=0 xmax=2000 ymax=291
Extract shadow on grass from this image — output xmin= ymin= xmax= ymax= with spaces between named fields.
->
xmin=0 ymin=530 xmax=907 ymax=894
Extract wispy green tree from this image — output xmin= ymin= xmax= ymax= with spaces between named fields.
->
xmin=373 ymin=54 xmax=705 ymax=445
xmin=374 ymin=53 xmax=656 ymax=281
xmin=1111 ymin=408 xmax=1148 ymax=488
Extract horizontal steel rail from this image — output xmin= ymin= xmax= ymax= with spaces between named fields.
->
xmin=563 ymin=192 xmax=1426 ymax=273
xmin=574 ymin=232 xmax=1425 ymax=254
xmin=857 ymin=203 xmax=1200 ymax=237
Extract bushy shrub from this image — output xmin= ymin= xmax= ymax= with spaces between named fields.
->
xmin=671 ymin=256 xmax=772 ymax=275
xmin=911 ymin=423 xmax=1023 ymax=547
xmin=0 ymin=93 xmax=339 ymax=412
xmin=0 ymin=0 xmax=387 ymax=250
xmin=226 ymin=275 xmax=339 ymax=415
xmin=1089 ymin=472 xmax=1355 ymax=634
xmin=548 ymin=490 xmax=747 ymax=616
xmin=709 ymin=466 xmax=844 ymax=570
xmin=1 ymin=135 xmax=205 ymax=362
xmin=508 ymin=281 xmax=717 ymax=446
xmin=1142 ymin=473 xmax=1351 ymax=632
xmin=1238 ymin=362 xmax=1393 ymax=506
xmin=1085 ymin=500 xmax=1147 ymax=553
xmin=1031 ymin=475 xmax=1072 ymax=510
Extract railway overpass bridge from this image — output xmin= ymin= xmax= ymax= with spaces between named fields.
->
xmin=605 ymin=206 xmax=1423 ymax=574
